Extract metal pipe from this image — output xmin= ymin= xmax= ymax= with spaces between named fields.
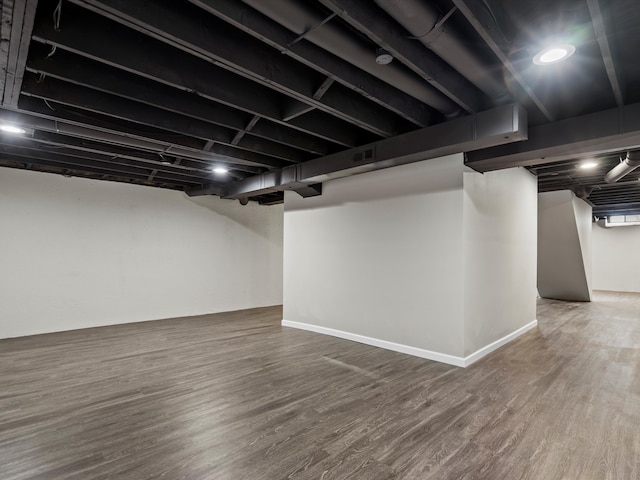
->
xmin=0 ymin=110 xmax=252 ymax=166
xmin=373 ymin=0 xmax=510 ymax=103
xmin=604 ymin=151 xmax=640 ymax=183
xmin=240 ymin=0 xmax=460 ymax=117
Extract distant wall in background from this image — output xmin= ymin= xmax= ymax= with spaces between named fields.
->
xmin=0 ymin=168 xmax=283 ymax=338
xmin=592 ymin=221 xmax=640 ymax=293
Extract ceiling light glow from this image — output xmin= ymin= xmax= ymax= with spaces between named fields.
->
xmin=533 ymin=44 xmax=576 ymax=65
xmin=0 ymin=124 xmax=26 ymax=134
xmin=212 ymin=167 xmax=228 ymax=175
xmin=580 ymin=161 xmax=598 ymax=169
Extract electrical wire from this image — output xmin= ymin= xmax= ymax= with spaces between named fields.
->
xmin=53 ymin=0 xmax=63 ymax=31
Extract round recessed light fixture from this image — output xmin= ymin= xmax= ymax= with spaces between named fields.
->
xmin=212 ymin=166 xmax=228 ymax=175
xmin=533 ymin=44 xmax=576 ymax=65
xmin=0 ymin=124 xmax=26 ymax=134
xmin=579 ymin=161 xmax=598 ymax=169
xmin=375 ymin=48 xmax=394 ymax=65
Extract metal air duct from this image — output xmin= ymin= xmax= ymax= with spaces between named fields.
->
xmin=373 ymin=0 xmax=510 ymax=103
xmin=240 ymin=0 xmax=460 ymax=117
xmin=604 ymin=150 xmax=640 ymax=183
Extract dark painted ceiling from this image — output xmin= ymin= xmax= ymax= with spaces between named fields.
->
xmin=0 ymin=0 xmax=639 ymax=214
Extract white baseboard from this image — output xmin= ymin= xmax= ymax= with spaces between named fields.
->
xmin=281 ymin=320 xmax=466 ymax=366
xmin=463 ymin=320 xmax=538 ymax=366
xmin=281 ymin=319 xmax=538 ymax=368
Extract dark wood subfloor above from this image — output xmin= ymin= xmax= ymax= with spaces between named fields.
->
xmin=1 ymin=293 xmax=639 ymax=479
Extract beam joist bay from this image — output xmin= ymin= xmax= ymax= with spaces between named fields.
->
xmin=65 ymin=0 xmax=405 ymax=138
xmin=187 ymin=0 xmax=436 ymax=127
xmin=30 ymin=6 xmax=362 ymax=148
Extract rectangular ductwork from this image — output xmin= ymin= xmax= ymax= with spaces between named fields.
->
xmin=218 ymin=103 xmax=527 ymax=199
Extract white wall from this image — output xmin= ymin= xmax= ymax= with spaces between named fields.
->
xmin=284 ymin=155 xmax=466 ymax=357
xmin=592 ymin=222 xmax=640 ymax=293
xmin=0 ymin=168 xmax=283 ymax=338
xmin=283 ymin=155 xmax=538 ymax=365
xmin=463 ymin=167 xmax=538 ymax=356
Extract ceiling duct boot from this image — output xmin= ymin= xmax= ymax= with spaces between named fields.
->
xmin=604 ymin=150 xmax=640 ymax=183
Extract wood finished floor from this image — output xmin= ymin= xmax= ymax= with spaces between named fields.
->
xmin=1 ymin=291 xmax=639 ymax=479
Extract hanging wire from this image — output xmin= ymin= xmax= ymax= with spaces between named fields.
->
xmin=37 ymin=73 xmax=46 ymax=83
xmin=44 ymin=99 xmax=56 ymax=111
xmin=53 ymin=0 xmax=63 ymax=31
xmin=46 ymin=45 xmax=57 ymax=58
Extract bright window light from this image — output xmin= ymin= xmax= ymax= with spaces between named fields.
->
xmin=533 ymin=44 xmax=576 ymax=65
xmin=212 ymin=167 xmax=228 ymax=175
xmin=605 ymin=214 xmax=640 ymax=227
xmin=0 ymin=124 xmax=26 ymax=134
xmin=579 ymin=161 xmax=598 ymax=169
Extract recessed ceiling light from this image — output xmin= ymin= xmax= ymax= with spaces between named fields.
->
xmin=533 ymin=44 xmax=576 ymax=65
xmin=212 ymin=166 xmax=228 ymax=175
xmin=579 ymin=161 xmax=598 ymax=169
xmin=0 ymin=124 xmax=26 ymax=134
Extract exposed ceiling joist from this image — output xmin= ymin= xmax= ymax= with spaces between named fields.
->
xmin=67 ymin=0 xmax=406 ymax=138
xmin=0 ymin=106 xmax=270 ymax=171
xmin=30 ymin=9 xmax=362 ymax=148
xmin=450 ymin=0 xmax=554 ymax=122
xmin=0 ymin=0 xmax=38 ymax=107
xmin=586 ymin=0 xmax=624 ymax=107
xmin=0 ymin=0 xmax=637 ymax=210
xmin=188 ymin=0 xmax=435 ymax=127
xmin=4 ymin=132 xmax=253 ymax=179
xmin=315 ymin=0 xmax=484 ymax=114
xmin=0 ymin=144 xmax=209 ymax=185
xmin=466 ymin=102 xmax=640 ymax=171
xmin=26 ymin=50 xmax=334 ymax=156
xmin=21 ymin=76 xmax=306 ymax=167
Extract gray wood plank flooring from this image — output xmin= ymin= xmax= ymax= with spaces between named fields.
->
xmin=1 ymin=291 xmax=639 ymax=479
